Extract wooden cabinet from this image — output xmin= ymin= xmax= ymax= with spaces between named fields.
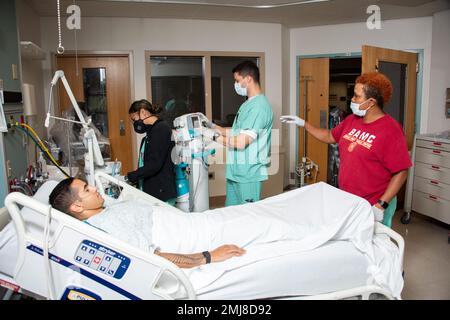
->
xmin=404 ymin=132 xmax=450 ymax=225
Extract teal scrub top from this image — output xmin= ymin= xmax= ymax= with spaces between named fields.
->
xmin=138 ymin=136 xmax=147 ymax=190
xmin=226 ymin=94 xmax=273 ymax=183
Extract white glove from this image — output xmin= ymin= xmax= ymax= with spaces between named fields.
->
xmin=280 ymin=115 xmax=305 ymax=127
xmin=202 ymin=128 xmax=220 ymax=141
xmin=372 ymin=205 xmax=384 ymax=222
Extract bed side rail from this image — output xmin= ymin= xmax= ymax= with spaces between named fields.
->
xmin=374 ymin=222 xmax=405 ymax=271
xmin=94 ymin=172 xmax=181 ymax=214
xmin=4 ymin=192 xmax=196 ymax=300
xmin=284 ymin=285 xmax=395 ymax=300
xmin=283 ymin=223 xmax=404 ymax=301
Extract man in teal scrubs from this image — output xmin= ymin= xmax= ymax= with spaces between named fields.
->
xmin=207 ymin=61 xmax=273 ymax=206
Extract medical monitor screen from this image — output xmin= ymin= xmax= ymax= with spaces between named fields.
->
xmin=191 ymin=116 xmax=199 ymax=128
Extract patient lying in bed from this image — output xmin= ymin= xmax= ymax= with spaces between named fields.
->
xmin=49 ymin=176 xmax=380 ymax=273
xmin=50 ymin=178 xmax=249 ymax=268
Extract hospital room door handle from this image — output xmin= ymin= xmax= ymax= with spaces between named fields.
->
xmin=119 ymin=120 xmax=125 ymax=136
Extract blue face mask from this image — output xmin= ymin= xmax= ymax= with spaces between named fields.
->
xmin=350 ymin=100 xmax=372 ymax=117
xmin=234 ymin=81 xmax=247 ymax=97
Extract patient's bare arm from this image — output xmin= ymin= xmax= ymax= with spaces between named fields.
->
xmin=155 ymin=244 xmax=246 ymax=269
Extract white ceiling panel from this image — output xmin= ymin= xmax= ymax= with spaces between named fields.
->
xmin=27 ymin=0 xmax=450 ymax=28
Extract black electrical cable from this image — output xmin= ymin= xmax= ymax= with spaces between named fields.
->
xmin=14 ymin=125 xmax=70 ymax=177
xmin=12 ymin=124 xmax=71 ymax=178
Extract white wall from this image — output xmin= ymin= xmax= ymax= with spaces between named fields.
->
xmin=428 ymin=10 xmax=450 ymax=133
xmin=39 ymin=17 xmax=284 ymax=196
xmin=40 ymin=17 xmax=283 ymax=125
xmin=288 ymin=17 xmax=433 ymax=183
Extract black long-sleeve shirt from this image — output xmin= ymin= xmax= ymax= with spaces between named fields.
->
xmin=127 ymin=119 xmax=177 ymax=201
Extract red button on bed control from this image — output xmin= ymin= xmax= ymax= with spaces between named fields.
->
xmin=93 ymin=256 xmax=101 ymax=264
xmin=432 ymin=150 xmax=441 ymax=154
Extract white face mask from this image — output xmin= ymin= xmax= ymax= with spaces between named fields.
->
xmin=350 ymin=99 xmax=372 ymax=117
xmin=234 ymin=81 xmax=247 ymax=97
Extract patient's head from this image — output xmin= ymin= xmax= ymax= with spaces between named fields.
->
xmin=49 ymin=178 xmax=105 ymax=220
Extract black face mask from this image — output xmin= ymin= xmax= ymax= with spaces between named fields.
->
xmin=133 ymin=115 xmax=152 ymax=134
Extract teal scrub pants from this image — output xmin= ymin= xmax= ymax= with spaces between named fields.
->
xmin=382 ymin=196 xmax=397 ymax=228
xmin=225 ymin=179 xmax=261 ymax=207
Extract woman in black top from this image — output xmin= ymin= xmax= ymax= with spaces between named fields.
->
xmin=126 ymin=99 xmax=177 ymax=204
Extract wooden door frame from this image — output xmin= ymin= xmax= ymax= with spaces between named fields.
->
xmin=51 ymin=50 xmax=137 ymax=164
xmin=295 ymin=50 xmax=424 ymax=169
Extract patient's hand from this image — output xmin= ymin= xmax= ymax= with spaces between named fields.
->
xmin=211 ymin=245 xmax=246 ymax=263
xmin=155 ymin=245 xmax=246 ymax=268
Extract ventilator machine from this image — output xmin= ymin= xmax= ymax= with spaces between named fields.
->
xmin=173 ymin=113 xmax=217 ymax=212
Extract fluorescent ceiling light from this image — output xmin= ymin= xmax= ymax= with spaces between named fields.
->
xmin=102 ymin=0 xmax=331 ymax=9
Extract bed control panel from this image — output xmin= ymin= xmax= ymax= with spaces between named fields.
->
xmin=74 ymin=240 xmax=130 ymax=279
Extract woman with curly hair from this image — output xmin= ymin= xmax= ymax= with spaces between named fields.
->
xmin=281 ymin=72 xmax=412 ymax=226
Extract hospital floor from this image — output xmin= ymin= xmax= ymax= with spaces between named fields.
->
xmin=391 ymin=210 xmax=450 ymax=300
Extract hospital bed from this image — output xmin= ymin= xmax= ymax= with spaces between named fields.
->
xmin=0 ymin=172 xmax=404 ymax=300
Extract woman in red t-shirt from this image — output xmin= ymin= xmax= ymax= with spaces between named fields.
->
xmin=281 ymin=72 xmax=412 ymax=223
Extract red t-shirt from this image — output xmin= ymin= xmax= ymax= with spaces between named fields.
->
xmin=331 ymin=114 xmax=412 ymax=205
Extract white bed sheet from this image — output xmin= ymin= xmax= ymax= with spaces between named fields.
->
xmin=0 ymin=180 xmax=403 ymax=299
xmin=152 ymin=182 xmax=403 ymax=298
xmin=193 ymin=240 xmax=370 ymax=300
xmin=0 ymin=222 xmax=372 ymax=300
